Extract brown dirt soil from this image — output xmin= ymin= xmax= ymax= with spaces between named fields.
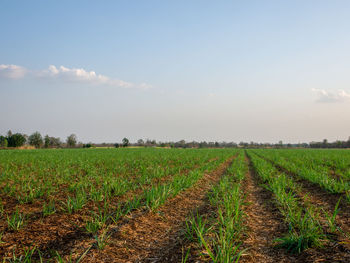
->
xmin=240 ymin=155 xmax=299 ymax=263
xmin=78 ymin=157 xmax=235 ymax=262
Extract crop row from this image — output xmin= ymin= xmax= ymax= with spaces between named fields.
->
xmin=247 ymin=151 xmax=325 ymax=253
xmin=0 ymin=149 xmax=236 ymax=261
xmin=251 ymin=149 xmax=350 ymax=202
xmin=185 ymin=151 xmax=246 ymax=262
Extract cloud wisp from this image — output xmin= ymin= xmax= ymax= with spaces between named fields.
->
xmin=312 ymin=88 xmax=350 ymax=103
xmin=0 ymin=64 xmax=151 ymax=89
xmin=0 ymin=64 xmax=27 ymax=79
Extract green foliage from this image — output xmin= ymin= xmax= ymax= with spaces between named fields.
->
xmin=248 ymin=151 xmax=325 ymax=253
xmin=122 ymin=137 xmax=129 ymax=147
xmin=64 ymin=191 xmax=87 ymax=214
xmin=7 ymin=208 xmax=26 ymax=231
xmin=85 ymin=206 xmax=109 ymax=234
xmin=7 ymin=133 xmax=26 ymax=147
xmin=94 ymin=229 xmax=110 ymax=250
xmin=186 ymin=153 xmax=246 ymax=262
xmin=42 ymin=200 xmax=56 ymax=216
xmin=323 ymin=197 xmax=341 ymax=233
xmin=0 ymin=135 xmax=8 ymax=147
xmin=28 ymin=131 xmax=43 ymax=148
xmin=8 ymin=247 xmax=38 ymax=263
xmin=44 ymin=135 xmax=62 ymax=148
xmin=2 ymin=148 xmax=350 ymax=260
xmin=66 ymin=134 xmax=77 ymax=147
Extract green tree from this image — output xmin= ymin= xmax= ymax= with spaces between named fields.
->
xmin=66 ymin=134 xmax=77 ymax=147
xmin=28 ymin=132 xmax=43 ymax=148
xmin=7 ymin=133 xmax=26 ymax=147
xmin=0 ymin=136 xmax=8 ymax=147
xmin=137 ymin=139 xmax=144 ymax=146
xmin=45 ymin=136 xmax=62 ymax=148
xmin=44 ymin=135 xmax=50 ymax=148
xmin=122 ymin=138 xmax=129 ymax=147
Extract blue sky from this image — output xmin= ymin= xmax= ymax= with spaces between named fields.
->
xmin=1 ymin=1 xmax=350 ymax=143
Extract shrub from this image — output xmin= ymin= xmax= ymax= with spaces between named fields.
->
xmin=0 ymin=136 xmax=8 ymax=147
xmin=7 ymin=133 xmax=26 ymax=147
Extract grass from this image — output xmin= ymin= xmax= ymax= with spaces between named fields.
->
xmin=184 ymin=152 xmax=246 ymax=262
xmin=42 ymin=200 xmax=56 ymax=217
xmin=7 ymin=208 xmax=26 ymax=231
xmin=248 ymin=152 xmax=325 ymax=253
xmin=1 ymin=148 xmax=350 ymax=260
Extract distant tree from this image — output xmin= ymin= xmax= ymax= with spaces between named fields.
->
xmin=28 ymin=131 xmax=43 ymax=148
xmin=0 ymin=136 xmax=8 ymax=147
xmin=199 ymin=141 xmax=208 ymax=148
xmin=137 ymin=139 xmax=144 ymax=146
xmin=114 ymin=143 xmax=120 ymax=148
xmin=122 ymin=138 xmax=129 ymax=147
xmin=145 ymin=139 xmax=152 ymax=147
xmin=44 ymin=135 xmax=50 ymax=148
xmin=44 ymin=136 xmax=62 ymax=148
xmin=175 ymin=140 xmax=186 ymax=148
xmin=335 ymin=140 xmax=342 ymax=148
xmin=66 ymin=134 xmax=77 ymax=147
xmin=322 ymin=139 xmax=328 ymax=148
xmin=83 ymin=143 xmax=92 ymax=148
xmin=7 ymin=133 xmax=26 ymax=147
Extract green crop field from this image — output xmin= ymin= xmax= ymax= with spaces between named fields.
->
xmin=0 ymin=148 xmax=349 ymax=262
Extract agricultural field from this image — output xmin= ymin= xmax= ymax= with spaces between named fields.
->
xmin=0 ymin=148 xmax=349 ymax=262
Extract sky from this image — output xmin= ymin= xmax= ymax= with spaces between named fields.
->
xmin=1 ymin=0 xmax=350 ymax=143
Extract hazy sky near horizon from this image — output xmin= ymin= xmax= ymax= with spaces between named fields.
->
xmin=1 ymin=1 xmax=350 ymax=143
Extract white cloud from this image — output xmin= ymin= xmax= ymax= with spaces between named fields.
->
xmin=0 ymin=63 xmax=151 ymax=89
xmin=0 ymin=64 xmax=27 ymax=79
xmin=41 ymin=65 xmax=133 ymax=88
xmin=312 ymin=88 xmax=350 ymax=103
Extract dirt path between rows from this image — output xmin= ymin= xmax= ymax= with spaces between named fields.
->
xmin=80 ymin=156 xmax=235 ymax=262
xmin=240 ymin=154 xmax=299 ymax=262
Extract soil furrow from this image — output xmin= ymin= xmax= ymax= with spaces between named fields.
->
xmin=80 ymin=156 xmax=235 ymax=263
xmin=241 ymin=154 xmax=298 ymax=262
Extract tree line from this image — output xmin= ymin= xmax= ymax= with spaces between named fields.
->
xmin=1 ymin=130 xmax=350 ymax=149
xmin=309 ymin=138 xmax=350 ymax=149
xmin=0 ymin=130 xmax=78 ymax=148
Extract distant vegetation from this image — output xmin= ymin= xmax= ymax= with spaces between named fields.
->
xmin=1 ymin=130 xmax=350 ymax=149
